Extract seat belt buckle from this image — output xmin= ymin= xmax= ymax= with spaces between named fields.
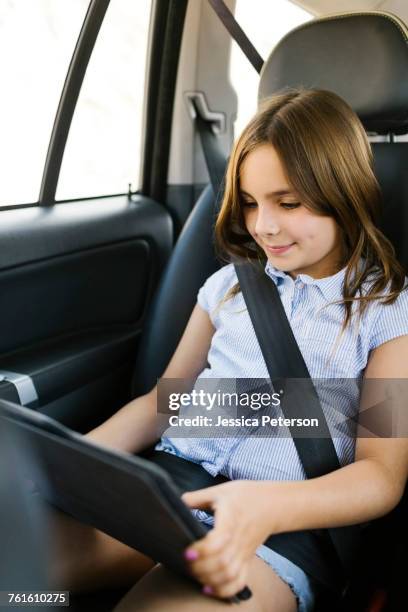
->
xmin=184 ymin=91 xmax=226 ymax=134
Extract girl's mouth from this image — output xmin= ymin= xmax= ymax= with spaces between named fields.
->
xmin=265 ymin=243 xmax=295 ymax=255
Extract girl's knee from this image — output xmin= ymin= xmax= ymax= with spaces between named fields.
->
xmin=114 ymin=558 xmax=297 ymax=612
xmin=48 ymin=508 xmax=155 ymax=592
xmin=114 ymin=564 xmax=229 ymax=611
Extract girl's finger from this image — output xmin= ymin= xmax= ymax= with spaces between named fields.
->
xmin=193 ymin=555 xmax=242 ymax=588
xmin=202 ymin=506 xmax=236 ymax=550
xmin=181 ymin=486 xmax=219 ymax=510
xmin=188 ymin=539 xmax=237 ymax=575
xmin=184 ymin=526 xmax=232 ymax=563
xmin=185 ymin=498 xmax=235 ymax=558
xmin=209 ymin=565 xmax=249 ymax=600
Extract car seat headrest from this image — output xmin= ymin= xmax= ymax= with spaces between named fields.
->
xmin=258 ymin=12 xmax=408 ymax=136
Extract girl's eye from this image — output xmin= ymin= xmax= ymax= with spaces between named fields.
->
xmin=241 ymin=200 xmax=301 ymax=210
xmin=280 ymin=202 xmax=300 ymax=210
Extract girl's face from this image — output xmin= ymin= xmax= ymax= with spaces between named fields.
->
xmin=239 ymin=144 xmax=344 ymax=279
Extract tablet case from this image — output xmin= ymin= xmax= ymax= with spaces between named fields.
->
xmin=0 ymin=399 xmax=254 ymax=603
xmin=0 ymin=399 xmax=210 ymax=576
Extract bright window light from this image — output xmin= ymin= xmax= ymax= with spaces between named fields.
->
xmin=56 ymin=0 xmax=152 ymax=201
xmin=0 ymin=0 xmax=89 ymax=206
xmin=229 ymin=0 xmax=311 ymax=138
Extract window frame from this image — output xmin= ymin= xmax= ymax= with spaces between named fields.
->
xmin=0 ymin=0 xmax=188 ymax=211
xmin=39 ymin=0 xmax=110 ymax=206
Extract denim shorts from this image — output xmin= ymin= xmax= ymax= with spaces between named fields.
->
xmin=195 ymin=510 xmax=316 ymax=612
xmin=255 ymin=543 xmax=316 ymax=612
xmin=154 ymin=447 xmax=317 ymax=610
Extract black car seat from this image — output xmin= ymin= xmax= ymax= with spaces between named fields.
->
xmin=131 ymin=10 xmax=408 ymax=611
xmin=132 ymin=10 xmax=408 ymax=396
xmin=0 ymin=423 xmax=49 ymax=593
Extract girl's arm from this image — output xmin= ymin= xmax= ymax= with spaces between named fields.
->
xmin=187 ymin=336 xmax=408 ymax=536
xmin=257 ymin=334 xmax=408 ymax=534
xmin=85 ymin=304 xmax=215 ymax=454
xmin=182 ymin=336 xmax=408 ymax=599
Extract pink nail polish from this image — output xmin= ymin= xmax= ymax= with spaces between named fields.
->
xmin=184 ymin=548 xmax=199 ymax=561
xmin=203 ymin=585 xmax=213 ymax=595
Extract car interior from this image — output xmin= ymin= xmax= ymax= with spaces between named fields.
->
xmin=0 ymin=1 xmax=407 ymax=610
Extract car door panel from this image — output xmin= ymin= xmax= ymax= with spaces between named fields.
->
xmin=0 ymin=196 xmax=173 ymax=430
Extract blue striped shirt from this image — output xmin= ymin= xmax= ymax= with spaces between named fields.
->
xmin=155 ymin=260 xmax=408 ymax=484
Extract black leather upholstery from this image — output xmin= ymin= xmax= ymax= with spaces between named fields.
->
xmin=258 ymin=12 xmax=408 ymax=135
xmin=0 ymin=423 xmax=49 ymax=591
xmin=132 ymin=185 xmax=221 ymax=396
xmin=132 ymin=12 xmax=408 ymax=397
xmin=373 ymin=143 xmax=408 ymax=269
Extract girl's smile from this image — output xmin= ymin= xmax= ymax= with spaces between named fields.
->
xmin=264 ymin=242 xmax=296 ymax=255
xmin=240 ymin=144 xmax=344 ymax=279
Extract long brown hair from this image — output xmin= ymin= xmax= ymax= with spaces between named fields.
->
xmin=214 ymin=88 xmax=406 ymax=330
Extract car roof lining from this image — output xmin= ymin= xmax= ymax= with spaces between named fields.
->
xmin=291 ymin=0 xmax=404 ymax=19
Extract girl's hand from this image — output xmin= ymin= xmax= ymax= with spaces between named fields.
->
xmin=181 ymin=480 xmax=274 ymax=599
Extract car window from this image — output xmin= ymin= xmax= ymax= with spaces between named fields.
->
xmin=229 ymin=0 xmax=312 ymax=137
xmin=0 ymin=0 xmax=89 ymax=206
xmin=56 ymin=0 xmax=152 ymax=201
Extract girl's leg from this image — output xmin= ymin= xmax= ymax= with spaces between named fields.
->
xmin=113 ymin=556 xmax=298 ymax=612
xmin=47 ymin=507 xmax=156 ymax=593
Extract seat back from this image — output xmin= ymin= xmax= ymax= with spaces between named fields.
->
xmin=258 ymin=10 xmax=408 ymax=266
xmin=373 ymin=142 xmax=408 ymax=268
xmin=0 ymin=422 xmax=49 ymax=590
xmin=132 ymin=185 xmax=221 ymax=396
xmin=133 ymin=11 xmax=408 ymax=397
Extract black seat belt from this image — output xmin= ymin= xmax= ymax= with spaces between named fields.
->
xmin=234 ymin=261 xmax=360 ymax=573
xmin=193 ymin=103 xmax=360 ymax=575
xmin=192 ymin=101 xmax=227 ymax=207
xmin=208 ymin=0 xmax=264 ymax=73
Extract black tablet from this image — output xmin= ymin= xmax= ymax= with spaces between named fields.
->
xmin=0 ymin=399 xmax=252 ymax=603
xmin=0 ymin=399 xmax=209 ymax=574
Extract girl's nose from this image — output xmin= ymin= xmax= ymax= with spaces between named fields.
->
xmin=254 ymin=206 xmax=280 ymax=236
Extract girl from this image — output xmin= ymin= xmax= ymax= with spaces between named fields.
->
xmin=56 ymin=89 xmax=408 ymax=611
